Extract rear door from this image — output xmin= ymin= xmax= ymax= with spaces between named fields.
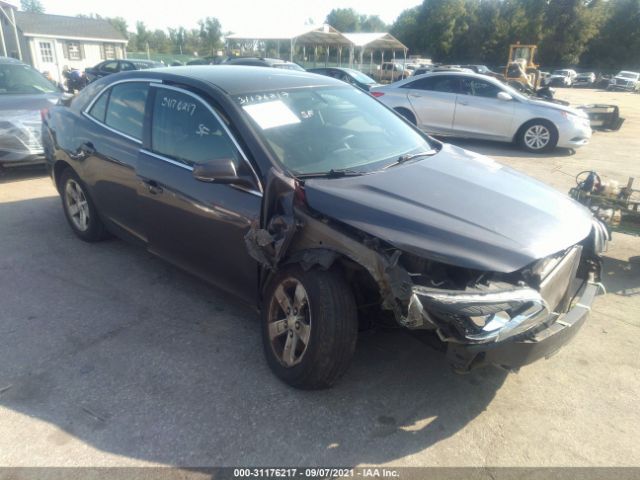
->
xmin=402 ymin=75 xmax=460 ymax=134
xmin=79 ymin=79 xmax=152 ymax=241
xmin=136 ymin=84 xmax=262 ymax=302
xmin=453 ymin=77 xmax=515 ymax=140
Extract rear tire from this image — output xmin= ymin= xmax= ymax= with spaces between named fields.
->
xmin=518 ymin=120 xmax=558 ymax=153
xmin=60 ymin=169 xmax=108 ymax=242
xmin=261 ymin=265 xmax=358 ymax=389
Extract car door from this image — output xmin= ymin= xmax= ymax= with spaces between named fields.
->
xmin=402 ymin=75 xmax=460 ymax=134
xmin=136 ymin=84 xmax=262 ymax=302
xmin=453 ymin=77 xmax=515 ymax=141
xmin=79 ymin=79 xmax=151 ymax=242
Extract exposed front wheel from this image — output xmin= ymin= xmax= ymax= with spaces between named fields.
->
xmin=261 ymin=266 xmax=358 ymax=389
xmin=518 ymin=120 xmax=558 ymax=153
xmin=60 ymin=169 xmax=108 ymax=242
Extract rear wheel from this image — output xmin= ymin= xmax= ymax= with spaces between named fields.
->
xmin=60 ymin=169 xmax=108 ymax=242
xmin=261 ymin=266 xmax=358 ymax=389
xmin=518 ymin=120 xmax=558 ymax=153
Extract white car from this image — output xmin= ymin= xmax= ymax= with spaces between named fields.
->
xmin=608 ymin=71 xmax=640 ymax=92
xmin=547 ymin=69 xmax=577 ymax=87
xmin=371 ymin=71 xmax=592 ymax=153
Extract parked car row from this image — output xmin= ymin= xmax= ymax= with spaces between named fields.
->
xmin=41 ymin=66 xmax=608 ymax=389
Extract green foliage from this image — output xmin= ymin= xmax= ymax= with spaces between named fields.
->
xmin=20 ymin=0 xmax=44 ymax=13
xmin=325 ymin=8 xmax=388 ymax=32
xmin=390 ymin=0 xmax=638 ymax=69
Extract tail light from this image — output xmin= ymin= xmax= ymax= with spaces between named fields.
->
xmin=40 ymin=108 xmax=49 ymax=121
xmin=371 ymin=91 xmax=385 ymax=98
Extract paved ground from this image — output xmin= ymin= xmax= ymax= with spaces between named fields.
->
xmin=0 ymin=89 xmax=638 ymax=468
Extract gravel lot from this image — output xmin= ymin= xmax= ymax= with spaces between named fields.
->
xmin=0 ymin=88 xmax=638 ymax=468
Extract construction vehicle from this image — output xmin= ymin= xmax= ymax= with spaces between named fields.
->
xmin=504 ymin=44 xmax=543 ymax=91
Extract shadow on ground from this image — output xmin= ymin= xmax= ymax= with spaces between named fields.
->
xmin=601 ymin=254 xmax=640 ymax=297
xmin=0 ymin=195 xmax=508 ymax=466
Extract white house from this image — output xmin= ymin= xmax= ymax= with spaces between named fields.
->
xmin=1 ymin=4 xmax=127 ymax=82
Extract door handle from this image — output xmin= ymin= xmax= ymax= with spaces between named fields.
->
xmin=143 ymin=179 xmax=163 ymax=195
xmin=409 ymin=93 xmax=421 ymax=98
xmin=458 ymin=100 xmax=469 ymax=106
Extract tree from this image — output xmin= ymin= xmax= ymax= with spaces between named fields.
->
xmin=326 ymin=8 xmax=360 ymax=32
xmin=20 ymin=0 xmax=44 ymax=13
xmin=198 ymin=17 xmax=222 ymax=56
xmin=360 ymin=15 xmax=387 ymax=32
xmin=539 ymin=0 xmax=607 ymax=66
xmin=107 ymin=17 xmax=129 ymax=40
xmin=583 ymin=0 xmax=640 ymax=69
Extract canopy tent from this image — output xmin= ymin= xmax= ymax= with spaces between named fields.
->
xmin=225 ymin=24 xmax=352 ymax=63
xmin=343 ymin=32 xmax=408 ymax=75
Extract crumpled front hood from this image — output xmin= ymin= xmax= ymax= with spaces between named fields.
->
xmin=303 ymin=144 xmax=593 ymax=273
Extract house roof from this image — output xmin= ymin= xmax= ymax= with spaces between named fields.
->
xmin=342 ymin=33 xmax=407 ymax=51
xmin=15 ymin=11 xmax=127 ymax=43
xmin=225 ymin=24 xmax=352 ymax=46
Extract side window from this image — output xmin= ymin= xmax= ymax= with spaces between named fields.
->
xmin=105 ymin=82 xmax=149 ymax=140
xmin=120 ymin=61 xmax=136 ymax=71
xmin=101 ymin=61 xmax=119 ymax=73
xmin=88 ymin=89 xmax=110 ymax=122
xmin=460 ymin=78 xmax=502 ymax=98
xmin=151 ymin=88 xmax=241 ymax=167
xmin=403 ymin=75 xmax=459 ymax=93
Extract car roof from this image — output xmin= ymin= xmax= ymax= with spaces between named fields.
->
xmin=114 ymin=65 xmax=342 ymax=95
xmin=0 ymin=56 xmax=25 ymax=65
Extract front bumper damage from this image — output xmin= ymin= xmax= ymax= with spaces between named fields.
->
xmin=445 ymin=282 xmax=599 ymax=372
xmin=246 ymin=169 xmax=608 ymax=373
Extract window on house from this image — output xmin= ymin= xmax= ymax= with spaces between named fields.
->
xmin=104 ymin=44 xmax=116 ymax=60
xmin=39 ymin=42 xmax=53 ymax=63
xmin=67 ymin=42 xmax=81 ymax=60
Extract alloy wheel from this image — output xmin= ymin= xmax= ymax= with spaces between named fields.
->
xmin=65 ymin=179 xmax=90 ymax=232
xmin=523 ymin=124 xmax=551 ymax=150
xmin=267 ymin=277 xmax=312 ymax=367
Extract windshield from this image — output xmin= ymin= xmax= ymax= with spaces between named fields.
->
xmin=552 ymin=70 xmax=569 ymax=76
xmin=618 ymin=71 xmax=639 ymax=79
xmin=237 ymin=86 xmax=435 ymax=175
xmin=344 ymin=69 xmax=376 ymax=84
xmin=0 ymin=63 xmax=58 ymax=94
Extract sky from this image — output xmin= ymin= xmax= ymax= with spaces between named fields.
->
xmin=39 ymin=0 xmax=421 ymax=33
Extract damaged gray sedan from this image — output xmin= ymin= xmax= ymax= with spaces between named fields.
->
xmin=43 ymin=67 xmax=608 ymax=389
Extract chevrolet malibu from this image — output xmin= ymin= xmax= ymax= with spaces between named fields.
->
xmin=371 ymin=71 xmax=591 ymax=153
xmin=43 ymin=67 xmax=608 ymax=389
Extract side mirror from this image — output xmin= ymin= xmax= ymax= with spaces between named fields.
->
xmin=497 ymin=91 xmax=513 ymax=101
xmin=192 ymin=158 xmax=254 ymax=188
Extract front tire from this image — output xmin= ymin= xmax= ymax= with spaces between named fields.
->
xmin=518 ymin=120 xmax=558 ymax=153
xmin=261 ymin=266 xmax=358 ymax=389
xmin=60 ymin=169 xmax=108 ymax=242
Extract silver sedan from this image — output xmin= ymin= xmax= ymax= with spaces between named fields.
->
xmin=371 ymin=71 xmax=591 ymax=153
